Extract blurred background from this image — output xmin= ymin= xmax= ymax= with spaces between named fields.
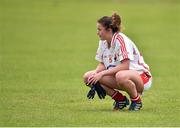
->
xmin=0 ymin=0 xmax=180 ymax=126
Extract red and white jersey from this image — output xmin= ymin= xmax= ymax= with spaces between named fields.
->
xmin=95 ymin=32 xmax=151 ymax=76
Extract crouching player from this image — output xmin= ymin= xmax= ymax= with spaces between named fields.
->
xmin=83 ymin=13 xmax=152 ymax=111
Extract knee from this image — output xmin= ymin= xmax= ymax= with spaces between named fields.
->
xmin=115 ymin=71 xmax=128 ymax=85
xmin=83 ymin=72 xmax=89 ymax=83
xmin=83 ymin=70 xmax=94 ymax=84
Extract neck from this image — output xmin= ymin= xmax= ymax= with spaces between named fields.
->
xmin=106 ymin=33 xmax=113 ymax=48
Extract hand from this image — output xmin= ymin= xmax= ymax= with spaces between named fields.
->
xmin=87 ymin=72 xmax=104 ymax=85
xmin=87 ymin=72 xmax=97 ymax=85
xmin=87 ymin=86 xmax=96 ymax=99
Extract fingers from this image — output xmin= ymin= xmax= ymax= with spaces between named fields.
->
xmin=87 ymin=74 xmax=94 ymax=85
xmin=87 ymin=72 xmax=101 ymax=85
xmin=87 ymin=74 xmax=94 ymax=82
xmin=87 ymin=76 xmax=97 ymax=85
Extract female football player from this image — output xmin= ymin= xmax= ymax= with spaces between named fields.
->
xmin=83 ymin=13 xmax=152 ymax=111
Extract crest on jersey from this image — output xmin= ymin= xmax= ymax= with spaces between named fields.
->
xmin=108 ymin=55 xmax=112 ymax=63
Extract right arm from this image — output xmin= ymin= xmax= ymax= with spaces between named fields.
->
xmin=95 ymin=41 xmax=105 ymax=73
xmin=89 ymin=40 xmax=105 ymax=80
xmin=95 ymin=62 xmax=106 ymax=73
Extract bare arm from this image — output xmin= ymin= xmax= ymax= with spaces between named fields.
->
xmin=101 ymin=59 xmax=130 ymax=76
xmin=88 ymin=59 xmax=130 ymax=85
xmin=95 ymin=62 xmax=106 ymax=73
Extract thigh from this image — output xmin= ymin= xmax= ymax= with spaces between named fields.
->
xmin=99 ymin=75 xmax=120 ymax=90
xmin=116 ymin=70 xmax=144 ymax=93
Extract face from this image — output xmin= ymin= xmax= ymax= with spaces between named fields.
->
xmin=97 ymin=23 xmax=111 ymax=40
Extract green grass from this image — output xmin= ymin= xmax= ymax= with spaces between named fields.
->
xmin=0 ymin=0 xmax=180 ymax=126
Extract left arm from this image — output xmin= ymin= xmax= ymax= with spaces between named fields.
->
xmin=101 ymin=59 xmax=129 ymax=76
xmin=88 ymin=59 xmax=130 ymax=85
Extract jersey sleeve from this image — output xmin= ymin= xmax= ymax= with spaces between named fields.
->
xmin=95 ymin=41 xmax=103 ymax=62
xmin=116 ymin=36 xmax=134 ymax=62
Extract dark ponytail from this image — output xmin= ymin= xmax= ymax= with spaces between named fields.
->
xmin=97 ymin=13 xmax=121 ymax=33
xmin=111 ymin=13 xmax=121 ymax=33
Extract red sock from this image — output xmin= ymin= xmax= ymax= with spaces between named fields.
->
xmin=111 ymin=91 xmax=125 ymax=101
xmin=131 ymin=95 xmax=141 ymax=102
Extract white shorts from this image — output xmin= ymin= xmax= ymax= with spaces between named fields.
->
xmin=140 ymin=72 xmax=152 ymax=91
xmin=144 ymin=77 xmax=152 ymax=91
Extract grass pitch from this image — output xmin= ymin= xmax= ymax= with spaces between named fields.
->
xmin=0 ymin=0 xmax=180 ymax=126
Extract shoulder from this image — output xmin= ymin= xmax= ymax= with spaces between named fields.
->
xmin=98 ymin=40 xmax=107 ymax=48
xmin=116 ymin=32 xmax=128 ymax=40
xmin=114 ymin=32 xmax=126 ymax=45
xmin=115 ymin=32 xmax=133 ymax=45
xmin=99 ymin=40 xmax=107 ymax=44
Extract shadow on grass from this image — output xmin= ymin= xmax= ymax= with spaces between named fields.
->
xmin=76 ymin=108 xmax=129 ymax=113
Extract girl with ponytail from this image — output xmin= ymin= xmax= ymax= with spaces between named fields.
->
xmin=83 ymin=13 xmax=152 ymax=111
